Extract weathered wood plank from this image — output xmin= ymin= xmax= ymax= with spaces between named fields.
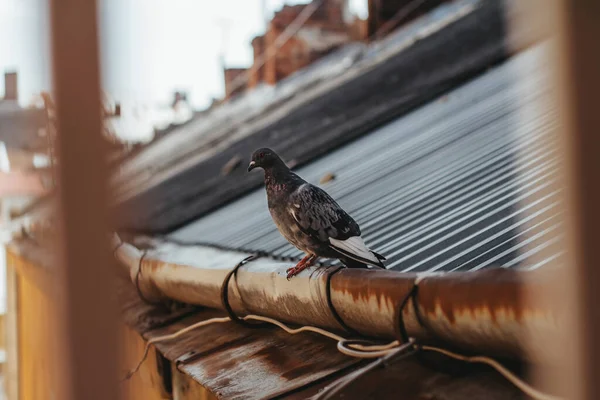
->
xmin=175 ymin=328 xmax=359 ymax=400
xmin=50 ymin=0 xmax=118 ymax=396
xmin=285 ymin=353 xmax=524 ymax=400
xmin=5 ymin=251 xmax=20 ymax=400
xmin=16 ymin=259 xmax=58 ymax=400
xmin=119 ymin=323 xmax=171 ymax=400
xmin=172 ymin=367 xmax=215 ymax=400
xmin=7 ymin=239 xmax=55 ymax=295
xmin=523 ymin=1 xmax=600 ymax=399
xmin=117 ymin=271 xmax=360 ymax=399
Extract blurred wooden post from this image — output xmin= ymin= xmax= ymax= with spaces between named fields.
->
xmin=554 ymin=2 xmax=600 ymax=399
xmin=519 ymin=1 xmax=600 ymax=399
xmin=5 ymin=259 xmax=19 ymax=400
xmin=49 ymin=0 xmax=118 ymax=399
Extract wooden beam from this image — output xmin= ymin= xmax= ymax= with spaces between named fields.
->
xmin=48 ymin=0 xmax=118 ymax=398
xmin=16 ymin=266 xmax=57 ymax=400
xmin=517 ymin=1 xmax=600 ymax=399
xmin=171 ymin=367 xmax=215 ymax=400
xmin=119 ymin=324 xmax=171 ymax=400
xmin=5 ymin=252 xmax=19 ymax=400
xmin=551 ymin=2 xmax=600 ymax=399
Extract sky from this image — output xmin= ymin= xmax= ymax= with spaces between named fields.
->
xmin=0 ymin=0 xmax=367 ymax=110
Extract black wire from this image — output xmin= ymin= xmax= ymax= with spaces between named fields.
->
xmin=396 ymin=279 xmax=450 ymax=372
xmin=394 ymin=282 xmax=419 ymax=344
xmin=315 ymin=340 xmax=418 ymax=400
xmin=325 ymin=266 xmax=363 ymax=337
xmin=410 ymin=284 xmax=433 ymax=337
xmin=220 ymin=253 xmax=269 ymax=328
xmin=134 ymin=251 xmax=162 ymax=305
xmin=316 ymin=278 xmax=429 ymax=400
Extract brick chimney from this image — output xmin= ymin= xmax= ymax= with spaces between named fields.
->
xmin=223 ymin=68 xmax=248 ymax=100
xmin=4 ymin=72 xmax=18 ymax=101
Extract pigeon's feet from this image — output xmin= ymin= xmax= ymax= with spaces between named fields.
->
xmin=286 ymin=255 xmax=317 ymax=280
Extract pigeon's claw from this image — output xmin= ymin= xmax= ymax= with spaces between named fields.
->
xmin=286 ymin=255 xmax=317 ymax=280
xmin=286 ymin=266 xmax=303 ymax=280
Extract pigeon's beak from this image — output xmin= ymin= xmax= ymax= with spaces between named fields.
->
xmin=247 ymin=161 xmax=256 ymax=172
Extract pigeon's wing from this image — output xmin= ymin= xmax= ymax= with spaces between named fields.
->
xmin=288 ymin=184 xmax=360 ymax=242
xmin=288 ymin=184 xmax=385 ymax=267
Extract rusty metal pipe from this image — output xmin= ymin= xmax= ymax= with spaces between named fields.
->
xmin=113 ymin=236 xmax=564 ymax=364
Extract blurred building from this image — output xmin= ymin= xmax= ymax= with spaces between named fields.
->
xmin=224 ymin=0 xmax=363 ymax=100
xmin=222 ymin=0 xmax=453 ymax=101
xmin=223 ymin=68 xmax=248 ymax=99
xmin=0 ymin=73 xmax=46 ymax=153
xmin=0 ymin=72 xmax=50 ymax=196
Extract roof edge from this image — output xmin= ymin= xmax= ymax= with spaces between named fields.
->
xmin=107 ymin=235 xmax=562 ymax=364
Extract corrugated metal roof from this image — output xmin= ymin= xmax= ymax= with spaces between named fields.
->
xmin=170 ymin=43 xmax=561 ymax=273
xmin=113 ymin=0 xmax=516 ymax=233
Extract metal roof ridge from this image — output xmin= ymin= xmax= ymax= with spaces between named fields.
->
xmin=108 ymin=234 xmax=563 ymax=365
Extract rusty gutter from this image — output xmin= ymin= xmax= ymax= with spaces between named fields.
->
xmin=112 ymin=236 xmax=564 ymax=365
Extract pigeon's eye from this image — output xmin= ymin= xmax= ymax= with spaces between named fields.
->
xmin=259 ymin=152 xmax=265 ymax=159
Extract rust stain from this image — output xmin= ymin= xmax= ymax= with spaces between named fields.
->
xmin=330 ymin=268 xmax=417 ymax=308
xmin=417 ymin=268 xmax=525 ymax=325
xmin=122 ymin=240 xmax=557 ymax=364
xmin=240 ymin=286 xmax=335 ymax=329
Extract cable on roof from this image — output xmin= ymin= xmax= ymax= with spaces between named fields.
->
xmin=220 ymin=253 xmax=269 ymax=328
xmin=325 ymin=266 xmax=363 ymax=337
xmin=134 ymin=251 xmax=162 ymax=306
xmin=314 ymin=276 xmax=564 ymax=400
xmin=316 ymin=278 xmax=424 ymax=400
xmin=315 ymin=339 xmax=419 ymax=400
xmin=394 ymin=281 xmax=419 ymax=344
xmin=412 ymin=274 xmax=430 ymax=333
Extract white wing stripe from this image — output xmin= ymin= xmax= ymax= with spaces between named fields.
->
xmin=329 ymin=236 xmax=379 ymax=265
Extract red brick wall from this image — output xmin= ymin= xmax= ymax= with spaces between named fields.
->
xmin=249 ymin=36 xmax=265 ymax=88
xmin=223 ymin=68 xmax=248 ymax=99
xmin=232 ymin=0 xmax=356 ymax=96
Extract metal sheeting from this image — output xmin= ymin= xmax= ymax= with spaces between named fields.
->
xmin=171 ymin=43 xmax=561 ymax=273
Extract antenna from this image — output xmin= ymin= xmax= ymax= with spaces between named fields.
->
xmin=215 ymin=17 xmax=233 ymax=69
xmin=261 ymin=0 xmax=270 ymax=31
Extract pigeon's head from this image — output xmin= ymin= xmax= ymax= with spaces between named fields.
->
xmin=248 ymin=148 xmax=284 ymax=172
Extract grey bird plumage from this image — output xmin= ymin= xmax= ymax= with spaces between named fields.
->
xmin=248 ymin=148 xmax=386 ymax=278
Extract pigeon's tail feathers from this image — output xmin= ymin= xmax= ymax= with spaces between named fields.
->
xmin=371 ymin=250 xmax=386 ymax=262
xmin=329 ymin=236 xmax=386 ymax=269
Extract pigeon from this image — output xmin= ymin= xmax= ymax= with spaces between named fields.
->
xmin=248 ymin=148 xmax=386 ymax=279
